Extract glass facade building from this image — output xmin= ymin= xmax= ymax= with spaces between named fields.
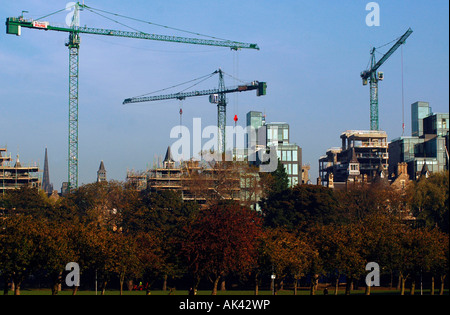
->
xmin=246 ymin=112 xmax=302 ymax=187
xmin=411 ymin=101 xmax=432 ymax=137
xmin=388 ymin=102 xmax=449 ymax=180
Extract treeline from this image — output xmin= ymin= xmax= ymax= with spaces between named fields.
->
xmin=0 ymin=170 xmax=448 ymax=295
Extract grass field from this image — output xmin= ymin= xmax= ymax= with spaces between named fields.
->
xmin=13 ymin=288 xmax=449 ymax=295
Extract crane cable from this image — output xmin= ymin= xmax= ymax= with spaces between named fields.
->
xmin=401 ymin=45 xmax=405 ymax=136
xmin=84 ymin=5 xmax=232 ymax=41
xmin=35 ymin=4 xmax=233 ymax=42
xmin=132 ymin=71 xmax=217 ymax=98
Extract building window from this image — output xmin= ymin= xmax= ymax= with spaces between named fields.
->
xmin=293 ymin=164 xmax=298 ymax=175
xmin=350 ymin=164 xmax=359 ymax=171
xmin=292 ymin=150 xmax=298 ymax=162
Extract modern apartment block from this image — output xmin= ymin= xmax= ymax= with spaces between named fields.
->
xmin=246 ymin=111 xmax=303 ymax=187
xmin=389 ymin=101 xmax=449 ymax=180
xmin=319 ymin=130 xmax=389 ymax=189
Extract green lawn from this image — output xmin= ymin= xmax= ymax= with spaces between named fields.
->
xmin=13 ymin=288 xmax=449 ymax=296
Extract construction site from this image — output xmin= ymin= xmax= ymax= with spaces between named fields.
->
xmin=1 ymin=2 xmax=448 ymax=196
xmin=0 ymin=147 xmax=40 ymax=194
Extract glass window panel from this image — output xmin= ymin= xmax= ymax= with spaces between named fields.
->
xmin=283 ymin=129 xmax=289 ymax=141
xmin=292 ymin=150 xmax=297 ymax=162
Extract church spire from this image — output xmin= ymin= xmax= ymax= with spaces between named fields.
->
xmin=42 ymin=147 xmax=53 ymax=194
xmin=97 ymin=160 xmax=107 ymax=182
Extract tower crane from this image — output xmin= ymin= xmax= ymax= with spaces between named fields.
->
xmin=123 ymin=69 xmax=267 ymax=154
xmin=6 ymin=2 xmax=259 ymax=191
xmin=361 ymin=28 xmax=413 ymax=131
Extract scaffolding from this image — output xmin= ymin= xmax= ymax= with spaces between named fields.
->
xmin=1 ymin=147 xmax=40 ymax=194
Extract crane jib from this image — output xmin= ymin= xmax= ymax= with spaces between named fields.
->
xmin=123 ymin=81 xmax=266 ymax=105
xmin=6 ymin=17 xmax=260 ymax=50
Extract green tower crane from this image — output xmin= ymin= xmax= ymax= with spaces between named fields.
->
xmin=123 ymin=69 xmax=267 ymax=154
xmin=360 ymin=28 xmax=413 ymax=131
xmin=5 ymin=2 xmax=259 ymax=191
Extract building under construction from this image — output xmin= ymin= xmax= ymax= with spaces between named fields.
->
xmin=127 ymin=147 xmax=261 ymax=207
xmin=319 ymin=130 xmax=389 ymax=189
xmin=1 ymin=147 xmax=40 ymax=194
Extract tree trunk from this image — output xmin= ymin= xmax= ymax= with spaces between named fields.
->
xmin=334 ymin=277 xmax=339 ymax=295
xmin=119 ymin=274 xmax=125 ymax=296
xmin=14 ymin=282 xmax=21 ymax=296
xmin=294 ymin=278 xmax=298 ymax=296
xmin=101 ymin=281 xmax=107 ymax=295
xmin=163 ymin=274 xmax=168 ymax=291
xmin=431 ymin=276 xmax=435 ymax=295
xmin=345 ymin=277 xmax=353 ymax=295
xmin=365 ymin=284 xmax=371 ymax=295
xmin=220 ymin=279 xmax=226 ymax=291
xmin=410 ymin=280 xmax=415 ymax=295
xmin=254 ymin=274 xmax=259 ymax=296
xmin=400 ymin=276 xmax=407 ymax=295
xmin=72 ymin=286 xmax=79 ymax=295
xmin=52 ymin=282 xmax=59 ymax=295
xmin=310 ymin=278 xmax=316 ymax=296
xmin=212 ymin=276 xmax=221 ymax=295
xmin=3 ymin=276 xmax=9 ymax=295
xmin=440 ymin=275 xmax=446 ymax=295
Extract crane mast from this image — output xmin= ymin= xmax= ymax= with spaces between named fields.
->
xmin=361 ymin=28 xmax=413 ymax=131
xmin=123 ymin=69 xmax=267 ymax=154
xmin=6 ymin=2 xmax=259 ymax=190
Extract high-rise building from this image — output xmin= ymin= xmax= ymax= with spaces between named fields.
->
xmin=246 ymin=111 xmax=303 ymax=187
xmin=389 ymin=102 xmax=449 ymax=180
xmin=319 ymin=130 xmax=389 ymax=189
xmin=411 ymin=101 xmax=432 ymax=137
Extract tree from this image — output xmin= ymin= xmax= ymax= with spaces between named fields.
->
xmin=181 ymin=202 xmax=263 ymax=295
xmin=260 ymin=185 xmax=341 ymax=229
xmin=268 ymin=159 xmax=289 ymax=195
xmin=336 ymin=182 xmax=388 ymax=222
xmin=0 ymin=215 xmax=41 ymax=295
xmin=72 ymin=181 xmax=136 ymax=228
xmin=0 ymin=186 xmax=51 ymax=216
xmin=261 ymin=227 xmax=314 ymax=295
xmin=123 ymin=189 xmax=198 ymax=290
xmin=408 ymin=171 xmax=449 ymax=233
xmin=36 ymin=221 xmax=76 ymax=295
xmin=134 ymin=232 xmax=165 ymax=294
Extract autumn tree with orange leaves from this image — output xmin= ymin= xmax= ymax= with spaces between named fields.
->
xmin=181 ymin=202 xmax=263 ymax=295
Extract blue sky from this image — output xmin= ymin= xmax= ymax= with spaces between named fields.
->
xmin=1 ymin=0 xmax=448 ymax=188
